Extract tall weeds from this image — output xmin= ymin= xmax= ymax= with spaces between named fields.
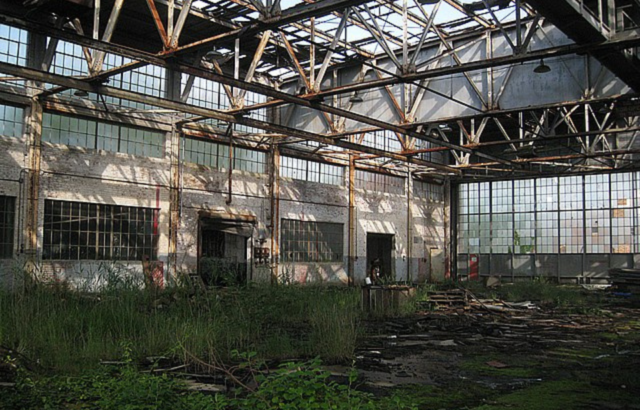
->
xmin=0 ymin=272 xmax=362 ymax=374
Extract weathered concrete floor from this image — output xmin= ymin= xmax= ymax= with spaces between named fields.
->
xmin=346 ymin=298 xmax=640 ymax=409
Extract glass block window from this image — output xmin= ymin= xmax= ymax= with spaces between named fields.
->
xmin=413 ymin=180 xmax=444 ymax=202
xmin=513 ymin=179 xmax=535 ymax=213
xmin=559 ymin=210 xmax=583 ymax=253
xmin=585 ymin=174 xmax=610 ymax=209
xmin=491 ymin=180 xmax=512 ymax=213
xmin=42 ymin=113 xmax=164 ymax=158
xmin=458 ymin=172 xmax=640 ymax=261
xmin=491 ymin=213 xmax=512 ymax=253
xmin=0 ymin=104 xmax=24 ymax=138
xmin=0 ymin=195 xmax=15 ymax=258
xmin=355 ymin=170 xmax=404 ymax=194
xmin=559 ymin=176 xmax=583 ymax=210
xmin=183 ymin=137 xmax=265 ymax=173
xmin=43 ymin=199 xmax=159 ymax=261
xmin=0 ymin=24 xmax=27 ymax=67
xmin=514 ymin=213 xmax=535 ymax=254
xmin=536 ymin=211 xmax=558 ymax=253
xmin=280 ymin=219 xmax=343 ymax=262
xmin=280 ymin=156 xmax=344 ymax=186
xmin=585 ymin=209 xmax=610 ymax=253
xmin=612 ymin=207 xmax=633 ymax=253
xmin=536 ymin=177 xmax=558 ymax=211
xmin=611 ymin=173 xmax=633 ymax=208
xmin=479 ymin=214 xmax=491 ymax=254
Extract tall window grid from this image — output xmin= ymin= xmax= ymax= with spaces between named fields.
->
xmin=280 ymin=219 xmax=344 ymax=262
xmin=0 ymin=195 xmax=15 ymax=258
xmin=42 ymin=113 xmax=164 ymax=158
xmin=43 ymin=200 xmax=159 ymax=261
xmin=413 ymin=180 xmax=444 ymax=202
xmin=280 ymin=156 xmax=344 ymax=186
xmin=355 ymin=170 xmax=405 ymax=195
xmin=361 ymin=130 xmax=403 ymax=152
xmin=0 ymin=103 xmax=23 ymax=138
xmin=102 ymin=53 xmax=166 ymax=110
xmin=0 ymin=24 xmax=27 ymax=67
xmin=183 ymin=137 xmax=266 ymax=173
xmin=458 ymin=172 xmax=640 ymax=256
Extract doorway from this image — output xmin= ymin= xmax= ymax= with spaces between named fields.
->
xmin=366 ymin=233 xmax=394 ymax=282
xmin=198 ymin=217 xmax=253 ymax=286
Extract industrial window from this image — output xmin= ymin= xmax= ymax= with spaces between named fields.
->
xmin=413 ymin=139 xmax=444 ymax=164
xmin=361 ymin=130 xmax=403 ymax=152
xmin=43 ymin=200 xmax=158 ymax=261
xmin=536 ymin=177 xmax=558 ymax=211
xmin=458 ymin=172 xmax=640 ymax=259
xmin=183 ymin=137 xmax=266 ymax=173
xmin=413 ymin=180 xmax=444 ymax=202
xmin=51 ymin=40 xmax=88 ymax=77
xmin=0 ymin=104 xmax=23 ymax=138
xmin=355 ymin=170 xmax=405 ymax=194
xmin=559 ymin=176 xmax=583 ymax=210
xmin=280 ymin=156 xmax=344 ymax=186
xmin=559 ymin=210 xmax=583 ymax=253
xmin=0 ymin=24 xmax=27 ymax=67
xmin=42 ymin=113 xmax=164 ymax=158
xmin=183 ymin=76 xmax=228 ymax=111
xmin=235 ymin=90 xmax=267 ymax=135
xmin=280 ymin=219 xmax=343 ymax=262
xmin=0 ymin=196 xmax=15 ymax=258
xmin=103 ymin=54 xmax=166 ymax=110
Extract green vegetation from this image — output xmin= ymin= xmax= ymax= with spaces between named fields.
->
xmin=0 ymin=280 xmax=360 ymax=374
xmin=461 ymin=355 xmax=542 ymax=378
xmin=3 ymin=354 xmax=419 ymax=410
xmin=471 ymin=379 xmax=637 ymax=410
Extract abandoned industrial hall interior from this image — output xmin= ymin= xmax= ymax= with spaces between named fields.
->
xmin=1 ymin=0 xmax=640 ymax=409
xmin=2 ymin=0 xmax=639 ymax=287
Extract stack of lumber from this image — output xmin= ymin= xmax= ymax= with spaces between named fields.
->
xmin=609 ymin=268 xmax=640 ymax=291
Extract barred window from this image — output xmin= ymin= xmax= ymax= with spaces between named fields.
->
xmin=355 ymin=170 xmax=405 ymax=194
xmin=183 ymin=137 xmax=265 ymax=173
xmin=280 ymin=156 xmax=344 ymax=186
xmin=42 ymin=113 xmax=164 ymax=158
xmin=0 ymin=104 xmax=24 ymax=138
xmin=43 ymin=200 xmax=158 ymax=261
xmin=280 ymin=219 xmax=343 ymax=262
xmin=0 ymin=196 xmax=15 ymax=258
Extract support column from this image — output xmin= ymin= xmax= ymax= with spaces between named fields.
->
xmin=347 ymin=155 xmax=356 ymax=286
xmin=269 ymin=143 xmax=280 ymax=284
xmin=406 ymin=170 xmax=413 ymax=283
xmin=445 ymin=179 xmax=455 ymax=280
xmin=24 ymin=98 xmax=43 ymax=281
xmin=168 ymin=124 xmax=181 ymax=280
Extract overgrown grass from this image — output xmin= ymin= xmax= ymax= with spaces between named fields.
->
xmin=0 ymin=280 xmax=360 ymax=374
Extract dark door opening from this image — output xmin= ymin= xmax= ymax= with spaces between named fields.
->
xmin=366 ymin=233 xmax=394 ymax=283
xmin=198 ymin=218 xmax=252 ymax=286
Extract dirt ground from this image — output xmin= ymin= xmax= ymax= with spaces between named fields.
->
xmin=346 ymin=293 xmax=640 ymax=409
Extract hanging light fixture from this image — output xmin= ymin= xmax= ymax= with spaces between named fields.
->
xmin=349 ymin=92 xmax=363 ymax=103
xmin=73 ymin=89 xmax=89 ymax=97
xmin=533 ymin=59 xmax=551 ymax=74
